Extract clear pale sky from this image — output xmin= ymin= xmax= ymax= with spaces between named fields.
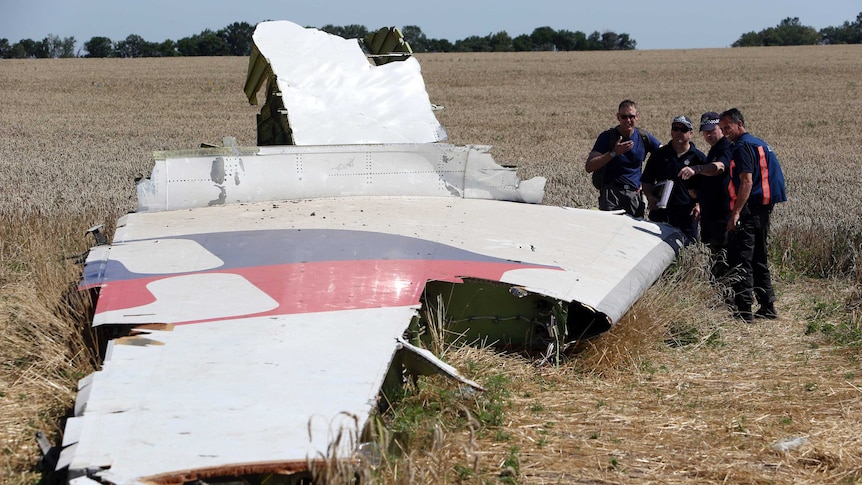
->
xmin=2 ymin=0 xmax=860 ymax=51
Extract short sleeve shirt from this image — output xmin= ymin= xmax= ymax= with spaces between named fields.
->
xmin=729 ymin=133 xmax=787 ymax=206
xmin=642 ymin=142 xmax=706 ymax=207
xmin=591 ymin=127 xmax=661 ymax=188
xmin=695 ymin=137 xmax=733 ymax=221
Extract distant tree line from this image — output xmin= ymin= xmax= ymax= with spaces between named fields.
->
xmin=370 ymin=25 xmax=637 ymax=52
xmin=8 ymin=12 xmax=862 ymax=59
xmin=0 ymin=34 xmax=77 ymax=58
xmin=8 ymin=11 xmax=860 ymax=59
xmin=0 ymin=22 xmax=635 ymax=59
xmin=733 ymin=12 xmax=862 ymax=46
xmin=0 ymin=22 xmax=255 ymax=58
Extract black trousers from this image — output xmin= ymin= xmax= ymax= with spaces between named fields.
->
xmin=648 ymin=205 xmax=698 ymax=244
xmin=727 ymin=204 xmax=775 ymax=310
xmin=701 ymin=218 xmax=730 ymax=282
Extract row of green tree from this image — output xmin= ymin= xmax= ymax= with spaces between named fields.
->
xmin=0 ymin=22 xmax=256 ymax=59
xmin=733 ymin=13 xmax=862 ymax=46
xmin=0 ymin=22 xmax=635 ymax=59
xmin=4 ymin=11 xmax=860 ymax=59
xmin=368 ymin=25 xmax=636 ymax=52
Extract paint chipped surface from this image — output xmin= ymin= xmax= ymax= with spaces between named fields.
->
xmin=65 ymin=197 xmax=680 ymax=483
xmin=250 ymin=20 xmax=446 ymax=145
xmin=62 ymin=309 xmax=416 ymax=484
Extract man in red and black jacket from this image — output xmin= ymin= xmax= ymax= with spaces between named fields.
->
xmin=719 ymin=108 xmax=787 ymax=322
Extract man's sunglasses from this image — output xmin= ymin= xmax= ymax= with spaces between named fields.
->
xmin=618 ymin=114 xmax=637 ymax=120
xmin=671 ymin=126 xmax=691 ymax=132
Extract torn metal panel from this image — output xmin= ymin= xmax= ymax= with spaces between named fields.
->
xmin=363 ymin=27 xmax=413 ymax=65
xmin=83 ymin=197 xmax=681 ymax=328
xmin=135 ymin=143 xmax=546 ymax=212
xmin=245 ymin=20 xmax=445 ymax=145
xmin=61 ymin=309 xmax=417 ymax=484
xmin=395 ymin=337 xmax=484 ymax=391
xmin=243 ymin=44 xmax=271 ymax=107
xmin=66 ymin=196 xmax=680 ymax=483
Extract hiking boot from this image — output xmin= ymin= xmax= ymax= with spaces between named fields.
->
xmin=755 ymin=304 xmax=779 ymax=320
xmin=733 ymin=306 xmax=754 ymax=322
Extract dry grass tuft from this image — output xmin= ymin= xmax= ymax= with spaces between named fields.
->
xmin=0 ymin=269 xmax=94 ymax=483
xmin=575 ymin=245 xmax=723 ymax=376
xmin=383 ymin=274 xmax=862 ymax=483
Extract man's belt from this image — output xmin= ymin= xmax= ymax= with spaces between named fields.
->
xmin=608 ymin=182 xmax=638 ymax=191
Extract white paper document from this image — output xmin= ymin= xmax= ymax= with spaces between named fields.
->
xmin=653 ymin=180 xmax=674 ymax=209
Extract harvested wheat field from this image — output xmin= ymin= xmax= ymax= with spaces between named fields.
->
xmin=1 ymin=45 xmax=861 ymax=484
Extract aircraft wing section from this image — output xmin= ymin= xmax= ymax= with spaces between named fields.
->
xmin=84 ymin=197 xmax=680 ymax=326
xmin=66 ymin=196 xmax=681 ymax=483
xmin=60 ymin=308 xmax=417 ymax=484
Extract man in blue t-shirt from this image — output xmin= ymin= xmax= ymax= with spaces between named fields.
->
xmin=719 ymin=108 xmax=787 ymax=322
xmin=585 ymin=100 xmax=661 ymax=217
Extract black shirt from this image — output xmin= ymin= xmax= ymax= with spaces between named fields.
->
xmin=642 ymin=142 xmax=707 ymax=208
xmin=689 ymin=137 xmax=732 ymax=222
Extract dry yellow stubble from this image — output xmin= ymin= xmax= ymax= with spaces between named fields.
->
xmin=1 ymin=45 xmax=861 ymax=484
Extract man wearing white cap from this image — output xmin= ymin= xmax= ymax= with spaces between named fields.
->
xmin=641 ymin=115 xmax=706 ymax=243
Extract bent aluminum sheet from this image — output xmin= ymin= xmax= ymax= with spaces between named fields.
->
xmin=86 ymin=198 xmax=681 ymax=326
xmin=137 ymin=143 xmax=546 ymax=212
xmin=66 ymin=197 xmax=681 ymax=484
xmin=248 ymin=20 xmax=446 ymax=145
xmin=61 ymin=309 xmax=413 ymax=484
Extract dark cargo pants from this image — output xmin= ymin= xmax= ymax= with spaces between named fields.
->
xmin=599 ymin=185 xmax=644 ymax=218
xmin=727 ymin=204 xmax=775 ymax=311
xmin=700 ymin=218 xmax=730 ymax=282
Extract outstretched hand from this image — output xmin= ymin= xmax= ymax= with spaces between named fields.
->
xmin=613 ymin=136 xmax=634 ymax=155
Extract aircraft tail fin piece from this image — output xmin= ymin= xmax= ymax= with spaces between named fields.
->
xmin=246 ymin=20 xmax=445 ymax=146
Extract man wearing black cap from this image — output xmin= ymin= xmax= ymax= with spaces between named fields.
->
xmin=679 ymin=112 xmax=733 ymax=281
xmin=641 ymin=115 xmax=706 ymax=243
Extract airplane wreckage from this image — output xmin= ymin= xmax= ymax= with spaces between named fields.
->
xmin=57 ymin=20 xmax=683 ymax=485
